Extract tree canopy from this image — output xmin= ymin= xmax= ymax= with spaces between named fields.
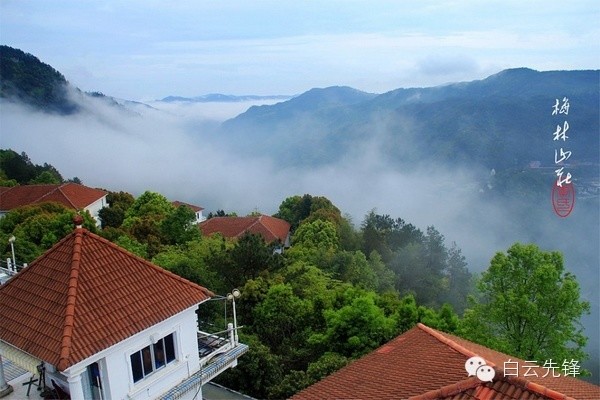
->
xmin=1 ymin=152 xmax=590 ymax=398
xmin=460 ymin=243 xmax=590 ymax=364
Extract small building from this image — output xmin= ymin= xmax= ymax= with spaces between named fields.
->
xmin=0 ymin=218 xmax=247 ymax=399
xmin=0 ymin=183 xmax=107 ymax=226
xmin=199 ymin=215 xmax=291 ymax=250
xmin=291 ymin=323 xmax=599 ymax=400
xmin=171 ymin=201 xmax=206 ymax=224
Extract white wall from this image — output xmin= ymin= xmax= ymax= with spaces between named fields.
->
xmin=85 ymin=196 xmax=107 ymax=227
xmin=64 ymin=305 xmax=201 ymax=400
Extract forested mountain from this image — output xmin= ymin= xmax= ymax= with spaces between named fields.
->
xmin=0 ymin=45 xmax=79 ymax=113
xmin=222 ymin=68 xmax=599 ymax=171
xmin=0 ymin=149 xmax=76 ymax=185
xmin=0 ymin=45 xmax=153 ymax=115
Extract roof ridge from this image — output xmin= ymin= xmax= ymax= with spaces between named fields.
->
xmin=35 ymin=183 xmax=77 ymax=209
xmin=243 ymin=216 xmax=263 ymax=237
xmin=57 ymin=227 xmax=84 ymax=371
xmin=416 ymin=323 xmax=496 ymax=368
xmin=30 ymin=184 xmax=61 ymax=204
xmin=500 ymin=369 xmax=575 ymax=400
xmin=79 ymin=228 xmax=215 ymax=298
xmin=522 ymin=377 xmax=576 ymax=400
xmin=56 ymin=183 xmax=79 ymax=209
xmin=256 ymin=215 xmax=279 ymax=238
xmin=408 ymin=376 xmax=481 ymax=400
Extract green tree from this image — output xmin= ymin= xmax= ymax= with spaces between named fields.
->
xmin=253 ymin=283 xmax=313 ymax=354
xmin=0 ymin=202 xmax=96 ymax=263
xmin=291 ymin=219 xmax=339 ymax=253
xmin=29 ymin=170 xmax=61 ymax=184
xmin=460 ymin=243 xmax=590 ymax=364
xmin=267 ymin=352 xmax=349 ymax=399
xmin=214 ymin=333 xmax=283 ymax=400
xmin=360 ymin=210 xmax=423 ymax=263
xmin=441 ymin=242 xmax=473 ymax=314
xmin=121 ymin=191 xmax=174 ymax=258
xmin=160 ymin=204 xmax=201 ymax=245
xmin=98 ymin=191 xmax=134 ymax=229
xmin=205 ymin=232 xmax=282 ymax=289
xmin=0 ymin=149 xmax=63 ymax=184
xmin=152 ymin=235 xmax=225 ymax=293
xmin=124 ymin=191 xmax=174 ymax=220
xmin=309 ymin=291 xmax=396 ymax=358
xmin=274 ymin=194 xmax=341 ymax=231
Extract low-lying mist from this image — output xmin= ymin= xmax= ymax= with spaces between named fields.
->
xmin=1 ymin=94 xmax=598 ymax=381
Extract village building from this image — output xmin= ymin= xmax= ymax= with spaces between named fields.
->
xmin=199 ymin=215 xmax=291 ymax=251
xmin=0 ymin=183 xmax=107 ymax=226
xmin=171 ymin=201 xmax=206 ymax=224
xmin=0 ymin=216 xmax=247 ymax=399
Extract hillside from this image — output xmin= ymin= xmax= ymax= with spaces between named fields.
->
xmin=0 ymin=45 xmax=79 ymax=113
xmin=221 ymin=69 xmax=599 ymax=173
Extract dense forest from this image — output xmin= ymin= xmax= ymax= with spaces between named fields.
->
xmin=0 ymin=149 xmax=81 ymax=186
xmin=0 ymin=150 xmax=591 ymax=398
xmin=0 ymin=45 xmax=79 ymax=114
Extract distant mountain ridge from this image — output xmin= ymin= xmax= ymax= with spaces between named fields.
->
xmin=0 ymin=45 xmax=154 ymax=115
xmin=2 ymin=45 xmax=598 ymax=181
xmin=160 ymin=94 xmax=292 ymax=103
xmin=221 ymin=68 xmax=599 ymax=173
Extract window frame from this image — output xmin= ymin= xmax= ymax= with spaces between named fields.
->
xmin=129 ymin=332 xmax=176 ymax=384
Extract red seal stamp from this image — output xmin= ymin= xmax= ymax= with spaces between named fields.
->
xmin=551 ymin=180 xmax=575 ymax=218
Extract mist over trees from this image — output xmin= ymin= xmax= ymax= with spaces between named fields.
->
xmin=1 ymin=151 xmax=592 ymax=397
xmin=1 ymin=46 xmax=597 ymax=391
xmin=0 ymin=149 xmax=67 ymax=185
xmin=0 ymin=45 xmax=78 ymax=114
xmin=460 ymin=243 xmax=590 ymax=364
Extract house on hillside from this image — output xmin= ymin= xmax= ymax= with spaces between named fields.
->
xmin=0 ymin=217 xmax=248 ymax=400
xmin=291 ymin=323 xmax=599 ymax=400
xmin=171 ymin=201 xmax=206 ymax=224
xmin=199 ymin=215 xmax=291 ymax=251
xmin=0 ymin=183 xmax=107 ymax=226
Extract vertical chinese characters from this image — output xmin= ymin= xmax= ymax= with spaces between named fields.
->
xmin=552 ymin=97 xmax=572 ymax=187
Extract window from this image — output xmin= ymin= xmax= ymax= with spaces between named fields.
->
xmin=130 ymin=333 xmax=176 ymax=383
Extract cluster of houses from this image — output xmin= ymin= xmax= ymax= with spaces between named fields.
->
xmin=0 ymin=184 xmax=598 ymax=399
xmin=0 ymin=183 xmax=291 ymax=247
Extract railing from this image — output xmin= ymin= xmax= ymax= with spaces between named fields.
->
xmin=197 ymin=329 xmax=230 ymax=358
xmin=159 ymin=324 xmax=248 ymax=400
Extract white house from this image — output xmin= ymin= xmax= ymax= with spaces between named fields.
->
xmin=0 ymin=183 xmax=108 ymax=226
xmin=172 ymin=201 xmax=207 ymax=224
xmin=0 ymin=217 xmax=247 ymax=399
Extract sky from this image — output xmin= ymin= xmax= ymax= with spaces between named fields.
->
xmin=1 ymin=0 xmax=599 ymax=100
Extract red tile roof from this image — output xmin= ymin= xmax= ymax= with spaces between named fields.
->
xmin=172 ymin=201 xmax=204 ymax=212
xmin=291 ymin=323 xmax=600 ymax=400
xmin=0 ymin=228 xmax=213 ymax=371
xmin=199 ymin=215 xmax=290 ymax=244
xmin=410 ymin=372 xmax=576 ymax=400
xmin=0 ymin=183 xmax=107 ymax=211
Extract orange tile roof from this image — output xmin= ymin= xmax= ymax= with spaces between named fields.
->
xmin=199 ymin=215 xmax=290 ymax=244
xmin=291 ymin=323 xmax=600 ymax=400
xmin=0 ymin=228 xmax=213 ymax=371
xmin=0 ymin=183 xmax=107 ymax=211
xmin=172 ymin=201 xmax=204 ymax=212
xmin=410 ymin=372 xmax=576 ymax=400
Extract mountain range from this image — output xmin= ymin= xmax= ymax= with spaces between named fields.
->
xmin=1 ymin=45 xmax=599 ymax=381
xmin=221 ymin=68 xmax=599 ymax=174
xmin=1 ymin=45 xmax=598 ymax=189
